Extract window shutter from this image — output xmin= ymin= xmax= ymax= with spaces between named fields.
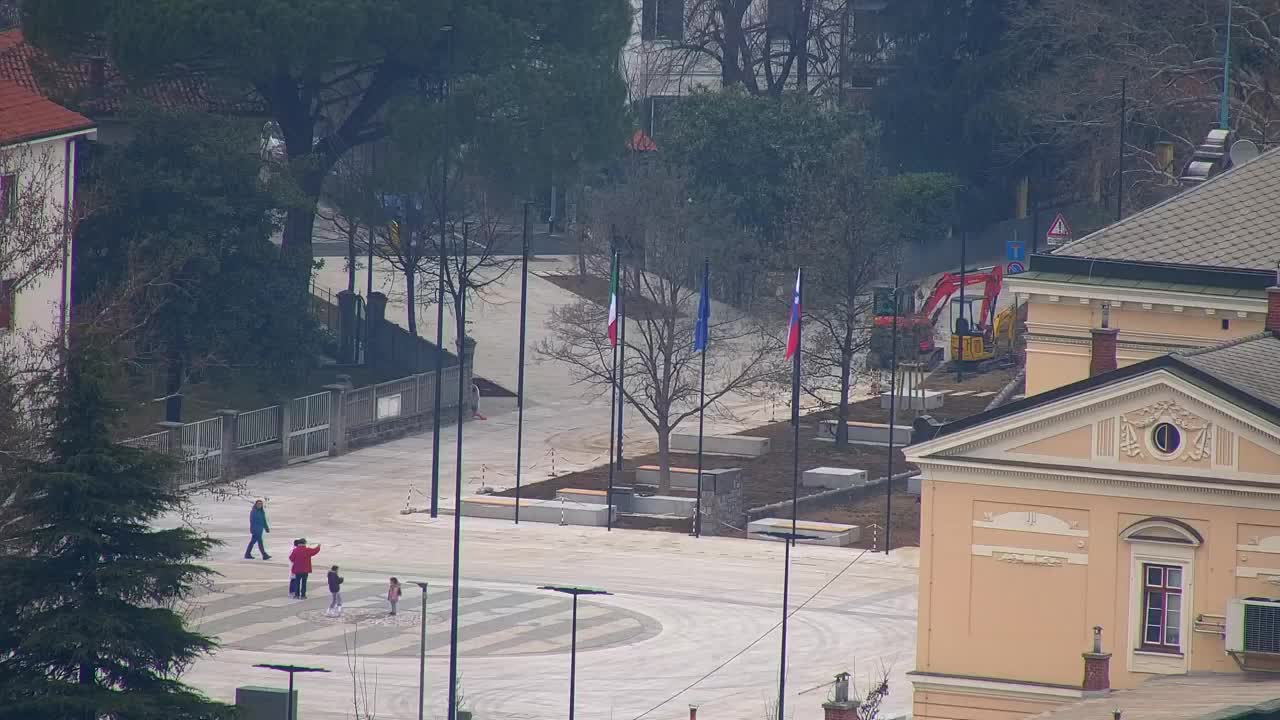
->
xmin=641 ymin=0 xmax=657 ymax=41
xmin=656 ymin=0 xmax=684 ymax=40
xmin=0 ymin=279 xmax=13 ymax=331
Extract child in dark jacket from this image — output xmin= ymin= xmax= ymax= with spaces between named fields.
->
xmin=326 ymin=565 xmax=344 ymax=616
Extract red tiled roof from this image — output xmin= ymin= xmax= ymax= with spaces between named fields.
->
xmin=0 ymin=77 xmax=94 ymax=145
xmin=0 ymin=28 xmax=264 ymax=117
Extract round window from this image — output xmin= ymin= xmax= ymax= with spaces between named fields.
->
xmin=1152 ymin=422 xmax=1182 ymax=455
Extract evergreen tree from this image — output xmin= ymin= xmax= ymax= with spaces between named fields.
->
xmin=0 ymin=352 xmax=229 ymax=720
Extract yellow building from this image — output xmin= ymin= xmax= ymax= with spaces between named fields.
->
xmin=1006 ymin=148 xmax=1280 ymax=396
xmin=905 ymin=297 xmax=1280 ymax=720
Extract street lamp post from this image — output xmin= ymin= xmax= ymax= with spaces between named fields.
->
xmin=431 ymin=23 xmax=454 ymax=519
xmin=755 ymin=530 xmax=819 ymax=720
xmin=538 ymin=585 xmax=612 ymax=720
xmin=412 ymin=581 xmax=430 ymax=720
xmin=253 ymin=663 xmax=329 ymax=720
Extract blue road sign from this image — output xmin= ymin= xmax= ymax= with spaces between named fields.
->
xmin=1007 ymin=261 xmax=1025 ymax=275
xmin=1006 ymin=240 xmax=1026 ymax=262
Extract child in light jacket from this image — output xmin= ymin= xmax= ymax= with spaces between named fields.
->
xmin=387 ymin=577 xmax=403 ymax=616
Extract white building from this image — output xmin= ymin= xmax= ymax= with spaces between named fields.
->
xmin=0 ymin=77 xmax=96 ymax=351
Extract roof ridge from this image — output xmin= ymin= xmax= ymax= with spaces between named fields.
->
xmin=1052 ymin=143 xmax=1280 ymax=258
xmin=1175 ymin=330 xmax=1276 ymax=358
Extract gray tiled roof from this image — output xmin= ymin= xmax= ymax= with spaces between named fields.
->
xmin=1028 ymin=673 xmax=1280 ymax=720
xmin=1176 ymin=332 xmax=1280 ymax=407
xmin=1054 ymin=147 xmax=1280 ymax=270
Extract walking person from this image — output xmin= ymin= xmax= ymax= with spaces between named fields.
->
xmin=244 ymin=499 xmax=271 ymax=560
xmin=289 ymin=539 xmax=321 ymax=599
xmin=387 ymin=577 xmax=403 ymax=616
xmin=326 ymin=565 xmax=344 ymax=617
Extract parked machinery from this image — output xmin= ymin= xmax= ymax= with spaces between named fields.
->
xmin=868 ymin=265 xmax=1003 ymax=370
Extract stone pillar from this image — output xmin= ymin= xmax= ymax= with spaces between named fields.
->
xmin=1082 ymin=626 xmax=1112 ymax=694
xmin=216 ymin=409 xmax=239 ymax=481
xmin=822 ymin=673 xmax=859 ymax=720
xmin=156 ymin=421 xmax=184 ymax=454
xmin=323 ymin=384 xmax=347 ymax=456
xmin=1266 ymin=286 xmax=1280 ymax=334
xmin=366 ymin=291 xmax=388 ymax=370
xmin=280 ymin=399 xmax=292 ymax=466
xmin=337 ymin=290 xmax=358 ymax=364
xmin=461 ymin=336 xmax=477 ymax=413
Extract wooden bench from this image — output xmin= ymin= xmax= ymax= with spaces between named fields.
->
xmin=747 ymin=517 xmax=861 ymax=547
xmin=458 ymin=496 xmax=613 ymax=526
xmin=555 ymin=488 xmax=609 ymax=505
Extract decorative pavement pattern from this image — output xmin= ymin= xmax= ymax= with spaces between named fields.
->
xmin=190 ymin=582 xmax=662 ymax=658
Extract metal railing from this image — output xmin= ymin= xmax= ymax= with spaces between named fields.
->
xmin=180 ymin=416 xmax=223 ymax=487
xmin=237 ymin=405 xmax=281 ymax=448
xmin=121 ymin=430 xmax=169 ymax=452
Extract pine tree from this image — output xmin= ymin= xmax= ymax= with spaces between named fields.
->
xmin=0 ymin=352 xmax=230 ymax=720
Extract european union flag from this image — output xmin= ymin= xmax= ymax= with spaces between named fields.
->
xmin=693 ymin=261 xmax=710 ymax=352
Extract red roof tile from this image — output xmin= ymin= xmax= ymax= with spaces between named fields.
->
xmin=0 ymin=77 xmax=94 ymax=145
xmin=0 ymin=29 xmax=264 ymax=117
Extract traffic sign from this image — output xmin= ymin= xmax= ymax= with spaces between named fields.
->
xmin=1006 ymin=240 xmax=1025 ymax=262
xmin=1045 ymin=213 xmax=1073 ymax=248
xmin=1007 ymin=261 xmax=1025 ymax=275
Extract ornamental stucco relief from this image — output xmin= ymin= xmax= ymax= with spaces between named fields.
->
xmin=1119 ymin=400 xmax=1211 ymax=462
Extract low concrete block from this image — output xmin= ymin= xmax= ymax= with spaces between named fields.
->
xmin=670 ymin=433 xmax=770 ymax=457
xmin=802 ymin=466 xmax=868 ymax=490
xmin=458 ymin=496 xmax=613 ymax=527
xmin=634 ymin=465 xmax=741 ymax=492
xmin=630 ymin=494 xmax=697 ymax=518
xmin=747 ymin=517 xmax=860 ymax=547
xmin=818 ymin=420 xmax=912 ymax=446
xmin=235 ymin=686 xmax=296 ymax=720
xmin=879 ymin=389 xmax=945 ymax=411
xmin=555 ymin=488 xmax=608 ymax=505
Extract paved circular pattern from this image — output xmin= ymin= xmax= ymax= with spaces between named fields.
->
xmin=194 ymin=582 xmax=661 ymax=658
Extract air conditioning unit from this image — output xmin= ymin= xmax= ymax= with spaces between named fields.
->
xmin=1226 ymin=598 xmax=1280 ymax=655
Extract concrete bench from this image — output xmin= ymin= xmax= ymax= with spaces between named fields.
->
xmin=747 ymin=518 xmax=861 ymax=547
xmin=458 ymin=496 xmax=613 ymax=527
xmin=555 ymin=488 xmax=608 ymax=505
xmin=880 ymin=389 xmax=945 ymax=411
xmin=630 ymin=494 xmax=697 ymax=518
xmin=802 ymin=467 xmax=868 ymax=490
xmin=817 ymin=419 xmax=912 ymax=447
xmin=670 ymin=433 xmax=770 ymax=457
xmin=634 ymin=465 xmax=741 ymax=492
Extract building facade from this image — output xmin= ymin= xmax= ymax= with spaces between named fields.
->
xmin=905 ymin=293 xmax=1280 ymax=719
xmin=1006 ymin=146 xmax=1280 ymax=397
xmin=0 ymin=78 xmax=95 ymax=350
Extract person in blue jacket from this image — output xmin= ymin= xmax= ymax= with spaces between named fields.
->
xmin=245 ymin=499 xmax=271 ymax=560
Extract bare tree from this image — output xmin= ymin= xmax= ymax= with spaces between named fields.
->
xmin=539 ymin=159 xmax=778 ymax=492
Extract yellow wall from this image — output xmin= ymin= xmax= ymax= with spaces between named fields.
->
xmin=914 ymin=689 xmax=1066 ymax=720
xmin=915 ymin=476 xmax=1272 ymax=704
xmin=1023 ymin=299 xmax=1265 ymax=395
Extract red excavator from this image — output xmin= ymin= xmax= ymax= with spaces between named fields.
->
xmin=868 ymin=265 xmax=1004 ymax=370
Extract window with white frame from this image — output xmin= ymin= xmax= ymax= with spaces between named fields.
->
xmin=1142 ymin=563 xmax=1183 ymax=651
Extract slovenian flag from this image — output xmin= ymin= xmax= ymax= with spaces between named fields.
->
xmin=693 ymin=261 xmax=710 ymax=352
xmin=607 ymin=253 xmax=619 ymax=347
xmin=784 ymin=269 xmax=801 ymax=360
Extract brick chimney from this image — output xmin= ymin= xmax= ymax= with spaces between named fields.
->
xmin=1082 ymin=626 xmax=1112 ymax=694
xmin=823 ymin=673 xmax=859 ymax=720
xmin=1089 ymin=304 xmax=1118 ymax=377
xmin=688 ymin=705 xmax=698 ymax=720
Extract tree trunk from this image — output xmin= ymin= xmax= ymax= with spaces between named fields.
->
xmin=577 ymin=229 xmax=588 ymax=278
xmin=346 ymin=221 xmax=358 ymax=294
xmin=79 ymin=660 xmax=95 ymax=720
xmin=836 ymin=301 xmax=856 ymax=445
xmin=657 ymin=424 xmax=672 ymax=495
xmin=405 ymin=266 xmax=417 ymax=336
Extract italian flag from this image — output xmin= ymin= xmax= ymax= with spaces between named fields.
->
xmin=607 ymin=254 xmax=619 ymax=347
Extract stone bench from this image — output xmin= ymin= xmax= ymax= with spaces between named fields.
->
xmin=880 ymin=389 xmax=945 ymax=411
xmin=634 ymin=465 xmax=741 ymax=492
xmin=747 ymin=518 xmax=861 ymax=547
xmin=670 ymin=433 xmax=770 ymax=458
xmin=802 ymin=467 xmax=868 ymax=490
xmin=817 ymin=419 xmax=912 ymax=446
xmin=629 ymin=494 xmax=697 ymax=518
xmin=458 ymin=496 xmax=613 ymax=527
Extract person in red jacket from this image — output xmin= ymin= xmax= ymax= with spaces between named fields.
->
xmin=288 ymin=539 xmax=321 ymax=599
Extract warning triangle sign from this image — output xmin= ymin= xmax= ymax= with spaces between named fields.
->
xmin=1045 ymin=212 xmax=1073 ymax=247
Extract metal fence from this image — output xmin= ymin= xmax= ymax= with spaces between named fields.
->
xmin=287 ymin=391 xmax=331 ymax=464
xmin=180 ymin=416 xmax=223 ymax=487
xmin=121 ymin=430 xmax=169 ymax=452
xmin=237 ymin=405 xmax=280 ymax=448
xmin=345 ymin=365 xmax=461 ymax=429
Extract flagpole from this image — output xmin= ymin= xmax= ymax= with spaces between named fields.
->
xmin=446 ymin=221 xmax=467 ymax=720
xmin=606 ymin=251 xmax=619 ymax=533
xmin=616 ymin=258 xmax=626 ymax=471
xmin=886 ymin=270 xmax=899 ymax=556
xmin=694 ymin=258 xmax=709 ymax=538
xmin=515 ymin=201 xmax=531 ymax=524
xmin=779 ymin=267 xmax=802 ymax=720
